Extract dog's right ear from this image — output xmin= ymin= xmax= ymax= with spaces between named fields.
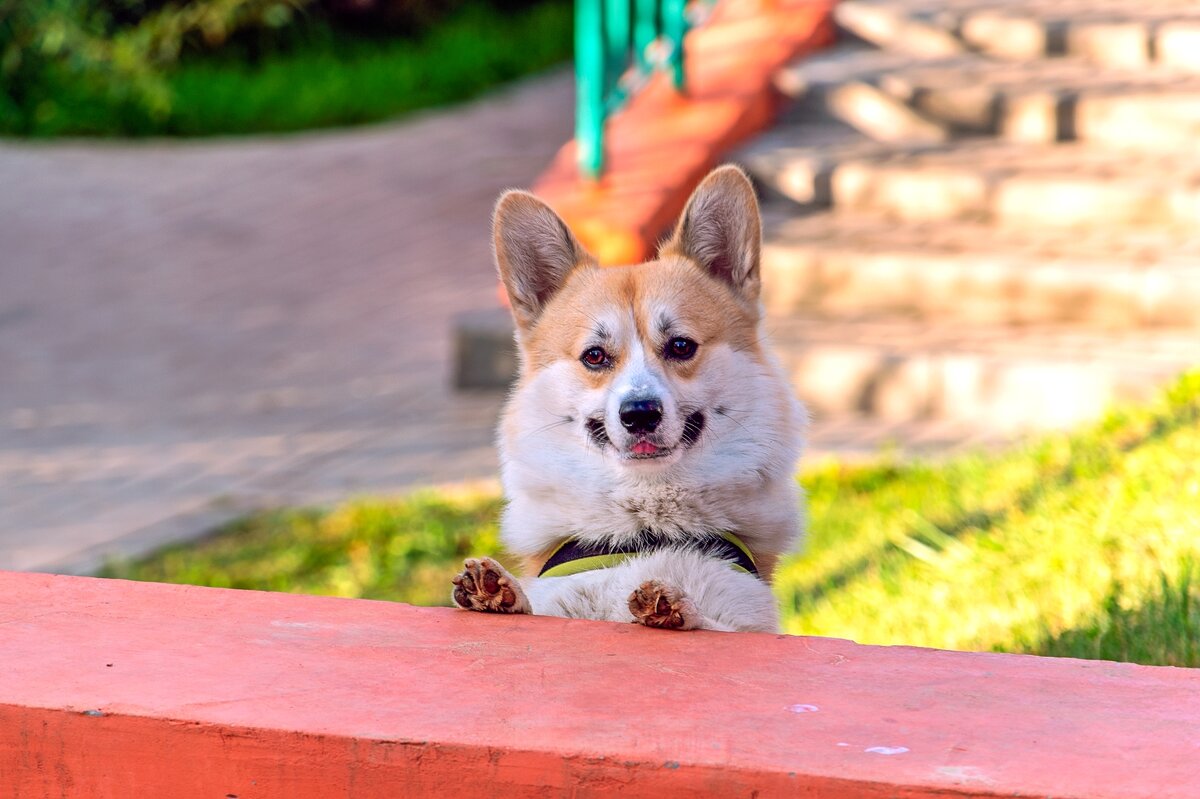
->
xmin=493 ymin=190 xmax=594 ymax=330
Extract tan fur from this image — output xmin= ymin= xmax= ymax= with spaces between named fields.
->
xmin=452 ymin=165 xmax=806 ymax=633
xmin=520 ymin=258 xmax=761 ymax=388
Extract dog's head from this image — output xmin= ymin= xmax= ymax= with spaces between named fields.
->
xmin=495 ymin=166 xmax=788 ymax=478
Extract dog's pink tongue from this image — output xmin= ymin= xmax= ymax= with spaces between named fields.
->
xmin=632 ymin=440 xmax=659 ymax=456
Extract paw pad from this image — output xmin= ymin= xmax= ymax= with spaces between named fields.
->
xmin=629 ymin=580 xmax=692 ymax=630
xmin=451 ymin=557 xmax=528 ymax=614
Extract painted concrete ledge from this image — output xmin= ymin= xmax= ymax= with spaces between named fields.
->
xmin=533 ymin=0 xmax=836 ymax=265
xmin=2 ymin=572 xmax=1199 ymax=798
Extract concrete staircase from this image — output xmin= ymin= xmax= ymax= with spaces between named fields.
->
xmin=735 ymin=0 xmax=1200 ymax=434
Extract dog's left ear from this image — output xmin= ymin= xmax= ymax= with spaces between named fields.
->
xmin=662 ymin=165 xmax=762 ymax=302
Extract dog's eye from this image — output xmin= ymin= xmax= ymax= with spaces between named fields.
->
xmin=665 ymin=337 xmax=698 ymax=361
xmin=580 ymin=346 xmax=611 ymax=369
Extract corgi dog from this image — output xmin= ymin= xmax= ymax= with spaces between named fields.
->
xmin=451 ymin=165 xmax=806 ymax=632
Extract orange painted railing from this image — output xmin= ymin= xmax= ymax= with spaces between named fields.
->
xmin=3 ymin=571 xmax=1199 ymax=797
xmin=535 ymin=0 xmax=837 ymax=265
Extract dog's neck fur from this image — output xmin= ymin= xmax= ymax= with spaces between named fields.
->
xmin=501 ymin=464 xmax=802 ymax=556
xmin=498 ymin=329 xmax=805 ymax=566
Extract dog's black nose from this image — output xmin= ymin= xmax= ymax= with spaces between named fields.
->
xmin=619 ymin=398 xmax=663 ymax=434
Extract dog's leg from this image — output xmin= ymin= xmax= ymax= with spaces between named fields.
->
xmin=627 ymin=580 xmax=735 ymax=632
xmin=512 ymin=553 xmax=770 ymax=630
xmin=451 ymin=557 xmax=531 ymax=613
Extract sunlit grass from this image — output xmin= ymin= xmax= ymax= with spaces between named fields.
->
xmin=781 ymin=374 xmax=1200 ymax=665
xmin=105 ymin=487 xmax=506 ymax=605
xmin=102 ymin=371 xmax=1200 ymax=667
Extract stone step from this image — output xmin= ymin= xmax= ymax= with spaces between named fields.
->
xmin=875 ymin=55 xmax=1200 ymax=147
xmin=772 ymin=39 xmax=929 ymax=97
xmin=828 ymin=140 xmax=1200 ymax=229
xmin=770 ymin=314 xmax=1198 ymax=430
xmin=759 ymin=212 xmax=1200 ymax=328
xmin=1072 ymin=89 xmax=1200 ymax=151
xmin=770 ymin=42 xmax=950 ymax=145
xmin=776 ymin=40 xmax=1200 ymax=149
xmin=737 ymin=121 xmax=909 ymax=206
xmin=837 ymin=0 xmax=1200 ymax=71
xmin=961 ymin=4 xmax=1200 ymax=70
xmin=452 ymin=303 xmax=1196 ymax=433
xmin=741 ymin=132 xmax=1200 ymax=229
xmin=834 ymin=0 xmax=968 ymax=58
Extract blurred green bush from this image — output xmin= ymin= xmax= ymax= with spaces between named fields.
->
xmin=321 ymin=0 xmax=465 ymax=31
xmin=1 ymin=0 xmax=310 ymax=133
xmin=0 ymin=0 xmax=570 ymax=136
xmin=320 ymin=0 xmax=561 ymax=30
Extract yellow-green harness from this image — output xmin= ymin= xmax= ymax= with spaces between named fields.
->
xmin=537 ymin=531 xmax=759 ymax=579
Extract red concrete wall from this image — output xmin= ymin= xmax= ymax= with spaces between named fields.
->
xmin=2 ymin=572 xmax=1199 ymax=797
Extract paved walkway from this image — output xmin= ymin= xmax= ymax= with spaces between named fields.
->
xmin=1 ymin=70 xmax=580 ymax=572
xmin=0 ymin=68 xmax=999 ymax=574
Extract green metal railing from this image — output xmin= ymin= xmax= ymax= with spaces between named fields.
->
xmin=575 ymin=0 xmax=710 ymax=179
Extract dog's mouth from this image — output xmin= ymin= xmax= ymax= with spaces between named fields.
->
xmin=586 ymin=411 xmax=705 ymax=460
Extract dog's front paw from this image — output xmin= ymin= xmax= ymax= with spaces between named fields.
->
xmin=628 ymin=580 xmax=698 ymax=630
xmin=452 ymin=557 xmax=531 ymax=613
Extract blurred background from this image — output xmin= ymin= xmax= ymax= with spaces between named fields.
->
xmin=2 ymin=0 xmax=1198 ymax=666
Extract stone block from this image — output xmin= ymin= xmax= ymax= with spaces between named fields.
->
xmin=784 ymin=346 xmax=887 ymax=415
xmin=871 ymin=354 xmax=936 ymax=421
xmin=835 ymin=1 xmax=964 ymax=57
xmin=827 ymin=82 xmax=950 ymax=143
xmin=911 ymin=84 xmax=1000 ymax=132
xmin=1157 ymin=21 xmax=1200 ymax=73
xmin=1001 ymin=92 xmax=1063 ymax=143
xmin=961 ymin=12 xmax=1048 ymax=59
xmin=1067 ymin=21 xmax=1151 ymax=69
xmin=453 ymin=307 xmax=517 ymax=390
xmin=833 ymin=164 xmax=989 ymax=221
xmin=993 ymin=177 xmax=1167 ymax=229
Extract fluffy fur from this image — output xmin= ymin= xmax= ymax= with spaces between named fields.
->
xmin=451 ymin=165 xmax=806 ymax=633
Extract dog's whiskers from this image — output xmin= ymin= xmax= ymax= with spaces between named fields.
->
xmin=521 ymin=415 xmax=575 ymax=442
xmin=680 ymin=411 xmax=706 ymax=448
xmin=585 ymin=416 xmax=611 ymax=449
xmin=714 ymin=406 xmax=753 ymax=436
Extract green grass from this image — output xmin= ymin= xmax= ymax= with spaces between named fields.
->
xmin=8 ymin=0 xmax=572 ymax=137
xmin=107 ymin=486 xmax=506 ymax=605
xmin=101 ymin=371 xmax=1200 ymax=667
xmin=780 ymin=372 xmax=1200 ymax=666
xmin=162 ymin=1 xmax=572 ymax=136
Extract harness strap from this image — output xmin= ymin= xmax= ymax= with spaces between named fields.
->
xmin=537 ymin=531 xmax=759 ymax=579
